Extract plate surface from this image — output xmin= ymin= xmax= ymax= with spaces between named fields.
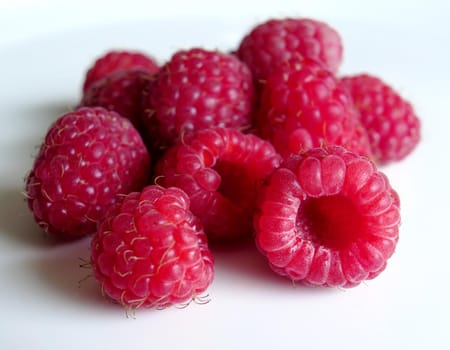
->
xmin=1 ymin=1 xmax=449 ymax=349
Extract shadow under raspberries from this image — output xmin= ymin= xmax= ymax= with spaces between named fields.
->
xmin=27 ymin=235 xmax=115 ymax=311
xmin=210 ymin=239 xmax=343 ymax=294
xmin=210 ymin=239 xmax=291 ymax=286
xmin=0 ymin=185 xmax=52 ymax=248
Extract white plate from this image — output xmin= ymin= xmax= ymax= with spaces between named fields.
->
xmin=1 ymin=2 xmax=449 ymax=349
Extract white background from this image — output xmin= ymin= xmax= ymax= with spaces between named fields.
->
xmin=0 ymin=0 xmax=449 ymax=349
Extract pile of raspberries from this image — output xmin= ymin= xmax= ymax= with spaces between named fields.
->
xmin=25 ymin=18 xmax=421 ymax=309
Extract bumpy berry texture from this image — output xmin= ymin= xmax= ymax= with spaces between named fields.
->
xmin=141 ymin=48 xmax=255 ymax=155
xmin=256 ymin=58 xmax=372 ymax=159
xmin=254 ymin=146 xmax=400 ymax=287
xmin=25 ymin=107 xmax=150 ymax=239
xmin=81 ymin=68 xmax=152 ymax=129
xmin=82 ymin=50 xmax=159 ymax=93
xmin=237 ymin=18 xmax=343 ymax=82
xmin=91 ymin=185 xmax=214 ymax=309
xmin=339 ymin=74 xmax=421 ymax=164
xmin=156 ymin=127 xmax=282 ymax=242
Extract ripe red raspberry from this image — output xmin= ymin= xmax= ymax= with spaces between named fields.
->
xmin=91 ymin=185 xmax=214 ymax=309
xmin=155 ymin=127 xmax=282 ymax=242
xmin=82 ymin=50 xmax=159 ymax=93
xmin=25 ymin=107 xmax=150 ymax=239
xmin=141 ymin=48 xmax=255 ymax=155
xmin=237 ymin=18 xmax=343 ymax=82
xmin=254 ymin=146 xmax=400 ymax=287
xmin=256 ymin=58 xmax=372 ymax=159
xmin=339 ymin=74 xmax=421 ymax=164
xmin=81 ymin=68 xmax=152 ymax=130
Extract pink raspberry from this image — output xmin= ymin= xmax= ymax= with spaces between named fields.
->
xmin=81 ymin=68 xmax=152 ymax=129
xmin=91 ymin=185 xmax=214 ymax=309
xmin=155 ymin=127 xmax=282 ymax=242
xmin=141 ymin=48 xmax=255 ymax=155
xmin=82 ymin=50 xmax=159 ymax=93
xmin=25 ymin=107 xmax=150 ymax=239
xmin=339 ymin=74 xmax=421 ymax=164
xmin=256 ymin=58 xmax=372 ymax=159
xmin=254 ymin=146 xmax=400 ymax=287
xmin=237 ymin=18 xmax=343 ymax=82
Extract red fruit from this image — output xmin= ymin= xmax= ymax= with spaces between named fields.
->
xmin=81 ymin=68 xmax=152 ymax=129
xmin=339 ymin=74 xmax=421 ymax=164
xmin=155 ymin=127 xmax=282 ymax=242
xmin=82 ymin=50 xmax=159 ymax=93
xmin=91 ymin=185 xmax=214 ymax=309
xmin=141 ymin=48 xmax=255 ymax=155
xmin=256 ymin=58 xmax=372 ymax=159
xmin=25 ymin=107 xmax=150 ymax=239
xmin=254 ymin=146 xmax=400 ymax=287
xmin=237 ymin=18 xmax=343 ymax=82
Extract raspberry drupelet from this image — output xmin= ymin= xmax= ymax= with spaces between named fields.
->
xmin=340 ymin=73 xmax=421 ymax=164
xmin=81 ymin=68 xmax=152 ymax=130
xmin=82 ymin=50 xmax=159 ymax=93
xmin=256 ymin=58 xmax=372 ymax=159
xmin=25 ymin=107 xmax=150 ymax=239
xmin=155 ymin=127 xmax=282 ymax=242
xmin=140 ymin=48 xmax=255 ymax=156
xmin=237 ymin=18 xmax=343 ymax=83
xmin=91 ymin=185 xmax=214 ymax=309
xmin=254 ymin=146 xmax=400 ymax=287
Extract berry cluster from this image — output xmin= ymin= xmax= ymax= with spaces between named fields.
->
xmin=25 ymin=17 xmax=420 ymax=310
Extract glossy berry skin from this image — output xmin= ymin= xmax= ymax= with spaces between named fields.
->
xmin=340 ymin=74 xmax=421 ymax=164
xmin=237 ymin=18 xmax=343 ymax=82
xmin=82 ymin=50 xmax=159 ymax=93
xmin=25 ymin=107 xmax=150 ymax=239
xmin=156 ymin=127 xmax=282 ymax=242
xmin=91 ymin=185 xmax=214 ymax=309
xmin=256 ymin=58 xmax=372 ymax=159
xmin=254 ymin=146 xmax=400 ymax=287
xmin=141 ymin=48 xmax=255 ymax=154
xmin=81 ymin=68 xmax=152 ymax=129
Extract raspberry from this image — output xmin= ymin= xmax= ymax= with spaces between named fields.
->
xmin=155 ymin=127 xmax=282 ymax=242
xmin=339 ymin=74 xmax=421 ymax=164
xmin=91 ymin=185 xmax=214 ymax=309
xmin=25 ymin=107 xmax=150 ymax=239
xmin=254 ymin=146 xmax=400 ymax=287
xmin=237 ymin=18 xmax=343 ymax=83
xmin=141 ymin=48 xmax=255 ymax=155
xmin=256 ymin=58 xmax=372 ymax=159
xmin=82 ymin=50 xmax=159 ymax=93
xmin=81 ymin=68 xmax=152 ymax=129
